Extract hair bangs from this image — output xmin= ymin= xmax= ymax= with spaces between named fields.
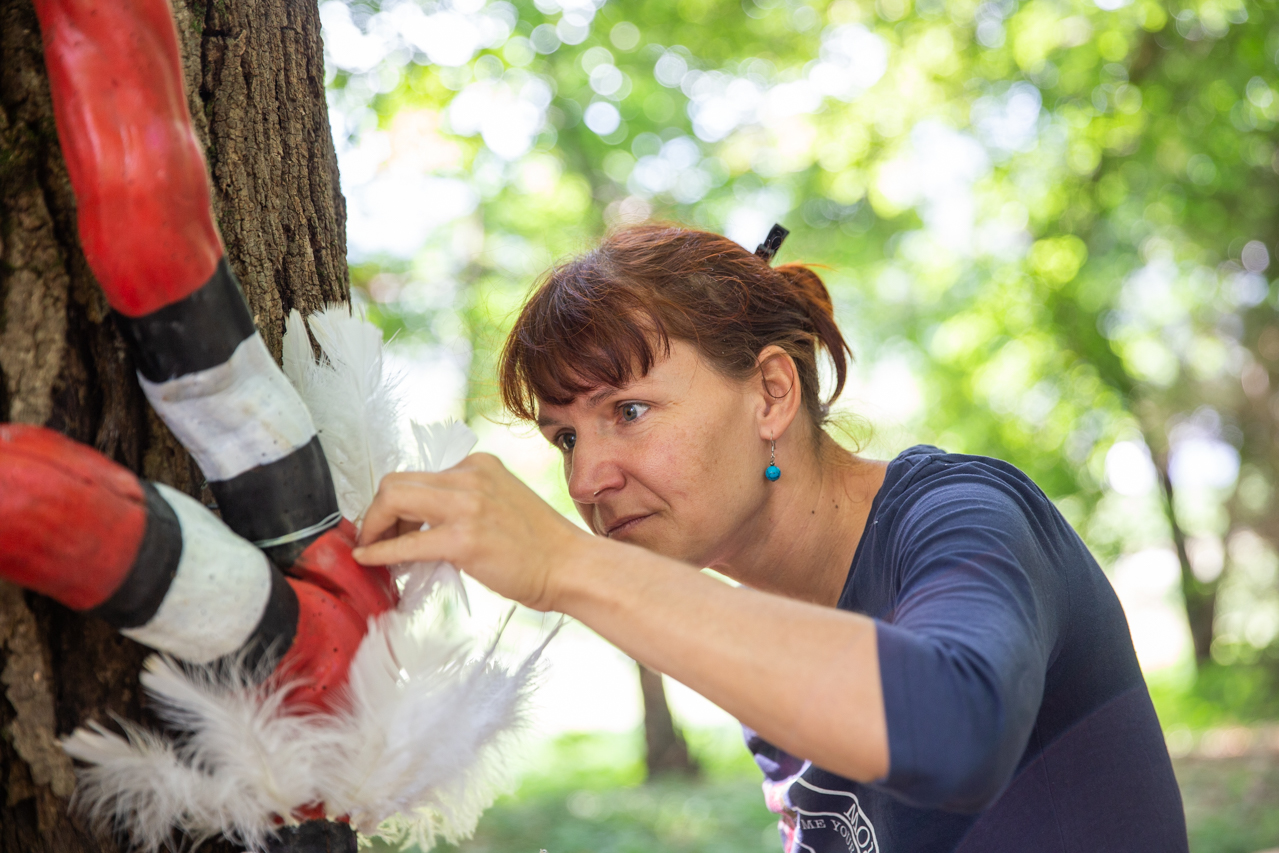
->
xmin=499 ymin=264 xmax=671 ymax=421
xmin=499 ymin=223 xmax=851 ymax=429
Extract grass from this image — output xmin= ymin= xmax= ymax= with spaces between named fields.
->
xmin=433 ymin=776 xmax=781 ymax=853
xmin=1176 ymin=753 xmax=1279 ymax=853
xmin=420 ymin=728 xmax=781 ymax=853
xmin=1152 ymin=658 xmax=1279 ymax=853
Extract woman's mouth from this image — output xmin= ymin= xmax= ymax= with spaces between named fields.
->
xmin=603 ymin=514 xmax=651 ymax=538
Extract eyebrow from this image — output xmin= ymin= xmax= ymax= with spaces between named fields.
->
xmin=587 ymin=387 xmax=619 ymax=405
xmin=534 ymin=386 xmax=626 ymax=427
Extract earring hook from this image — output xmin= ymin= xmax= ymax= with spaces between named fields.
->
xmin=765 ymin=437 xmax=781 ymax=482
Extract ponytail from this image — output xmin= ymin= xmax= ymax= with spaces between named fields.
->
xmin=773 ymin=262 xmax=851 ymax=417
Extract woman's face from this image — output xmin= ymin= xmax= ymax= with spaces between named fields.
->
xmin=536 ymin=339 xmax=771 ymax=567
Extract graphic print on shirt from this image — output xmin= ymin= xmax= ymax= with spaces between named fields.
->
xmin=786 ymin=776 xmax=881 ymax=853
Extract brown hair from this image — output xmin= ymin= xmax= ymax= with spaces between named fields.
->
xmin=498 ymin=223 xmax=852 ymax=429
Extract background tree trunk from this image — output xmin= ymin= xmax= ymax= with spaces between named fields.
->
xmin=0 ymin=0 xmax=347 ymax=849
xmin=638 ymin=663 xmax=698 ymax=779
xmin=1151 ymin=447 xmax=1220 ymax=669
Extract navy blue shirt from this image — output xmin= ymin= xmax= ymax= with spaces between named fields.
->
xmin=746 ymin=446 xmax=1188 ymax=852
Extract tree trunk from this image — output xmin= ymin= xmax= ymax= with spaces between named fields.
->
xmin=638 ymin=663 xmax=698 ymax=779
xmin=0 ymin=0 xmax=347 ymax=849
xmin=1152 ymin=450 xmax=1219 ymax=668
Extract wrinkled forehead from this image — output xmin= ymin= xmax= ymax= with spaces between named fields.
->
xmin=501 ymin=263 xmax=695 ymax=422
xmin=533 ymin=338 xmax=727 ymax=428
xmin=521 ymin=320 xmax=670 ymax=409
xmin=533 ymin=383 xmax=620 ymax=426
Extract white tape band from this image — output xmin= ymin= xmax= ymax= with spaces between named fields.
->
xmin=122 ymin=484 xmax=273 ymax=664
xmin=138 ymin=334 xmax=317 ymax=483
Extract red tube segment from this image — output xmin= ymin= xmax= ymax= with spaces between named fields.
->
xmin=290 ymin=520 xmax=397 ymax=624
xmin=279 ymin=581 xmax=372 ymax=713
xmin=33 ymin=0 xmax=223 ymax=317
xmin=277 ymin=521 xmax=398 ymax=712
xmin=0 ymin=425 xmax=146 ymax=610
xmin=0 ymin=426 xmax=397 ymax=716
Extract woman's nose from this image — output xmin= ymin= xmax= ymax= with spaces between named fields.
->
xmin=566 ymin=438 xmax=625 ymax=503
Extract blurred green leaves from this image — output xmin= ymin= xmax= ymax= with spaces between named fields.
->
xmin=326 ymin=0 xmax=1279 ymax=662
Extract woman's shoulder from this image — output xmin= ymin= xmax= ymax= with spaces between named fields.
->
xmin=845 ymin=445 xmax=1082 ymax=611
xmin=872 ymin=445 xmax=1059 ymax=536
xmin=882 ymin=444 xmax=1043 ymax=496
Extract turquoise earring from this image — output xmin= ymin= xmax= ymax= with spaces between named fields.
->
xmin=765 ymin=439 xmax=781 ymax=482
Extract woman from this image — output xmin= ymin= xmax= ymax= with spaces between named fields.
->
xmin=353 ymin=225 xmax=1188 ymax=852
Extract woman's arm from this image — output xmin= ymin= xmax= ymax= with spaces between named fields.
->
xmin=560 ymin=530 xmax=889 ymax=783
xmin=353 ymin=453 xmax=890 ymax=783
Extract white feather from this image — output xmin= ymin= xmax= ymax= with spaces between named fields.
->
xmin=411 ymin=419 xmax=479 ymax=473
xmin=283 ymin=307 xmax=480 ymax=614
xmin=393 ymin=419 xmax=479 ymax=613
xmin=65 ymin=657 xmax=337 ymax=851
xmin=64 ymin=613 xmax=557 ymax=852
xmin=281 ymin=309 xmax=317 ymax=393
xmin=330 ymin=610 xmax=555 ymax=845
xmin=282 ymin=306 xmax=402 ymax=524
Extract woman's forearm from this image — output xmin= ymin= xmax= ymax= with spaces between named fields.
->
xmin=351 ymin=457 xmax=889 ymax=779
xmin=555 ymin=534 xmax=890 ymax=782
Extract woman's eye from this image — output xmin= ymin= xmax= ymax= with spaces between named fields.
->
xmin=620 ymin=402 xmax=650 ymax=422
xmin=555 ymin=432 xmax=577 ymax=452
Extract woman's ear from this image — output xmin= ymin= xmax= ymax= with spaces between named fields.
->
xmin=755 ymin=345 xmax=802 ymax=441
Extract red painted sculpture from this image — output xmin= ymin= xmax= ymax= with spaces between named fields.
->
xmin=1 ymin=3 xmax=543 ymax=851
xmin=1 ymin=0 xmax=391 ymax=846
xmin=36 ymin=0 xmax=223 ymax=316
xmin=9 ymin=0 xmax=395 ymax=714
xmin=0 ymin=425 xmax=393 ymax=712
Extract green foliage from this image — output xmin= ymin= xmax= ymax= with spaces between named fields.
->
xmin=363 ymin=729 xmax=779 ymax=853
xmin=431 ymin=776 xmax=780 ymax=853
xmin=1151 ymin=655 xmax=1279 ymax=729
xmin=518 ymin=730 xmax=648 ymax=794
xmin=328 ymin=0 xmax=1279 ymax=660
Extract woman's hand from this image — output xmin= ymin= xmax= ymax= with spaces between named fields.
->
xmin=352 ymin=453 xmax=590 ymax=612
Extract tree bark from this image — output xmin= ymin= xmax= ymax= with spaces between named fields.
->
xmin=0 ymin=0 xmax=347 ymax=849
xmin=638 ymin=663 xmax=698 ymax=779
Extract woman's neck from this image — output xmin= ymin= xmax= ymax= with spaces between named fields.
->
xmin=714 ymin=434 xmax=888 ymax=606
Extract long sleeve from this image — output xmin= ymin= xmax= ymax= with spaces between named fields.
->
xmin=872 ymin=479 xmax=1065 ymax=812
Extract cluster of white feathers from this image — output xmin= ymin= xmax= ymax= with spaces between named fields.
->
xmin=63 ymin=306 xmax=553 ymax=852
xmin=282 ymin=308 xmax=476 ymax=612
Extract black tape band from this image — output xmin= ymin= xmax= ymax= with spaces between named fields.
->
xmin=265 ymin=819 xmax=358 ymax=853
xmin=209 ymin=435 xmax=341 ymax=567
xmin=89 ymin=481 xmax=182 ymax=629
xmin=220 ymin=562 xmax=300 ymax=678
xmin=115 ymin=258 xmax=257 ymax=383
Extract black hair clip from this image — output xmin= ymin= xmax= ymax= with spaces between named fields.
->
xmin=754 ymin=223 xmax=789 ymax=264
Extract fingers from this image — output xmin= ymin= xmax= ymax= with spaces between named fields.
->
xmin=357 ymin=461 xmax=498 ymax=546
xmin=352 ymin=527 xmax=450 ymax=567
xmin=356 ymin=474 xmax=443 ymax=546
xmin=352 ymin=453 xmax=528 ymax=568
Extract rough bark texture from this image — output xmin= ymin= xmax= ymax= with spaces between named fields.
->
xmin=0 ymin=0 xmax=348 ymax=849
